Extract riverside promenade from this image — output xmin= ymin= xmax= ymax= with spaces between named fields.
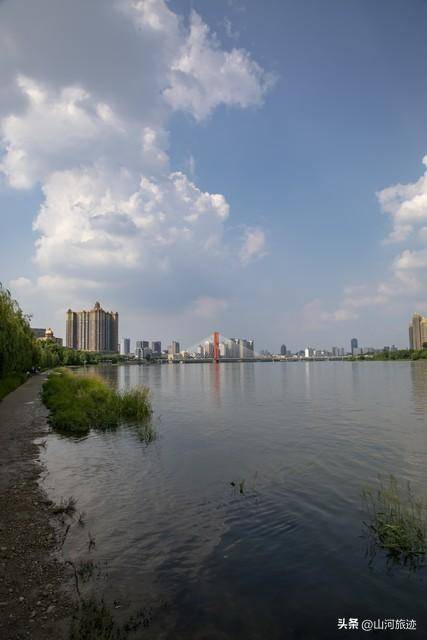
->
xmin=0 ymin=375 xmax=72 ymax=640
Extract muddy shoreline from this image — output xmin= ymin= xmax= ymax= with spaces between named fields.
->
xmin=0 ymin=374 xmax=73 ymax=640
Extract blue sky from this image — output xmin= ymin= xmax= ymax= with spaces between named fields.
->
xmin=1 ymin=0 xmax=427 ymax=352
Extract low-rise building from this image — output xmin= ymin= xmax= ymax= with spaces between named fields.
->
xmin=31 ymin=327 xmax=63 ymax=346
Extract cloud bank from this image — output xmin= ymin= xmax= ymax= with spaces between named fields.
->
xmin=0 ymin=0 xmax=272 ymax=328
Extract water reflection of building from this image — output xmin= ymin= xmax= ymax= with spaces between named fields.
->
xmin=221 ymin=361 xmax=255 ymax=400
xmin=212 ymin=361 xmax=221 ymax=402
xmin=410 ymin=362 xmax=427 ymax=413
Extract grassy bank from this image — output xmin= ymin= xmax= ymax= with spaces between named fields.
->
xmin=42 ymin=369 xmax=152 ymax=435
xmin=0 ymin=373 xmax=26 ymax=401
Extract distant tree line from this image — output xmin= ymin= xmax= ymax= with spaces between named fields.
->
xmin=0 ymin=284 xmax=122 ymax=399
xmin=356 ymin=349 xmax=427 ymax=361
xmin=36 ymin=341 xmax=118 ymax=369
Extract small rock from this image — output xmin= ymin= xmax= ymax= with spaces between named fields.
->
xmin=19 ymin=596 xmax=24 ymax=602
xmin=46 ymin=605 xmax=55 ymax=614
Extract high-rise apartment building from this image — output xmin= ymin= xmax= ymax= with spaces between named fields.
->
xmin=151 ymin=341 xmax=161 ymax=355
xmin=169 ymin=341 xmax=180 ymax=355
xmin=135 ymin=340 xmax=150 ymax=359
xmin=409 ymin=313 xmax=427 ymax=350
xmin=350 ymin=338 xmax=358 ymax=354
xmin=121 ymin=338 xmax=131 ymax=355
xmin=66 ymin=302 xmax=119 ymax=352
xmin=238 ymin=338 xmax=254 ymax=359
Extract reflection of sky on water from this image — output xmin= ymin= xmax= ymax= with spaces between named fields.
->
xmin=40 ymin=361 xmax=427 ymax=639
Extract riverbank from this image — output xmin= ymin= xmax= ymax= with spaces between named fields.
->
xmin=0 ymin=374 xmax=73 ymax=640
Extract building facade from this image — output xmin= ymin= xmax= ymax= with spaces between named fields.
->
xmin=66 ymin=302 xmax=119 ymax=352
xmin=121 ymin=338 xmax=131 ymax=355
xmin=151 ymin=341 xmax=162 ymax=355
xmin=31 ymin=327 xmax=63 ymax=346
xmin=169 ymin=341 xmax=180 ymax=355
xmin=409 ymin=312 xmax=427 ymax=350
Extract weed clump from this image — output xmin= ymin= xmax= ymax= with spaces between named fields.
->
xmin=69 ymin=599 xmax=119 ymax=640
xmin=77 ymin=560 xmax=97 ymax=583
xmin=52 ymin=496 xmax=77 ymax=516
xmin=120 ymin=387 xmax=152 ymax=422
xmin=42 ymin=369 xmax=152 ymax=435
xmin=69 ymin=598 xmax=153 ymax=640
xmin=362 ymin=475 xmax=427 ymax=565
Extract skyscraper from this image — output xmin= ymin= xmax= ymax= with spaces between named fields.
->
xmin=238 ymin=338 xmax=254 ymax=359
xmin=280 ymin=344 xmax=287 ymax=356
xmin=66 ymin=302 xmax=119 ymax=352
xmin=151 ymin=341 xmax=161 ymax=355
xmin=121 ymin=338 xmax=131 ymax=355
xmin=409 ymin=312 xmax=427 ymax=350
xmin=350 ymin=338 xmax=358 ymax=354
xmin=169 ymin=341 xmax=180 ymax=355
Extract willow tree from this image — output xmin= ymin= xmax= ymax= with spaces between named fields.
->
xmin=0 ymin=283 xmax=38 ymax=378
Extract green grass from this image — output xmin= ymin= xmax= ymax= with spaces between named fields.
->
xmin=42 ymin=369 xmax=152 ymax=435
xmin=362 ymin=475 xmax=427 ymax=565
xmin=0 ymin=373 xmax=25 ymax=401
xmin=120 ymin=387 xmax=152 ymax=422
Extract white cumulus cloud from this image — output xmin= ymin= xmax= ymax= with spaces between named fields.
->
xmin=0 ymin=0 xmax=271 ymax=322
xmin=239 ymin=227 xmax=268 ymax=265
xmin=164 ymin=11 xmax=275 ymax=121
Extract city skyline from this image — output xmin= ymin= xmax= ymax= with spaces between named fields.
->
xmin=114 ymin=327 xmax=403 ymax=358
xmin=2 ymin=1 xmax=427 ymax=350
xmin=60 ymin=299 xmax=414 ymax=355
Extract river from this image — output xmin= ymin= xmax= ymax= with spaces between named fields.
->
xmin=40 ymin=361 xmax=427 ymax=638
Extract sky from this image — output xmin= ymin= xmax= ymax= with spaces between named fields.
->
xmin=1 ymin=0 xmax=427 ymax=353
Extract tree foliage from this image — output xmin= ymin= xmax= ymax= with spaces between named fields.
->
xmin=0 ymin=283 xmax=37 ymax=378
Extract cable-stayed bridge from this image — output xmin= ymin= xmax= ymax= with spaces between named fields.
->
xmin=179 ymin=332 xmax=258 ymax=362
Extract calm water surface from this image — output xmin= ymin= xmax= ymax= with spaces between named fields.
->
xmin=40 ymin=361 xmax=427 ymax=638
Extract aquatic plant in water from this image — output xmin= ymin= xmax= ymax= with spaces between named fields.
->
xmin=41 ymin=368 xmax=153 ymax=435
xmin=69 ymin=598 xmax=154 ymax=640
xmin=52 ymin=496 xmax=77 ymax=516
xmin=362 ymin=475 xmax=427 ymax=566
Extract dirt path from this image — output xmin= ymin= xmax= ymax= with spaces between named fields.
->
xmin=0 ymin=374 xmax=73 ymax=639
